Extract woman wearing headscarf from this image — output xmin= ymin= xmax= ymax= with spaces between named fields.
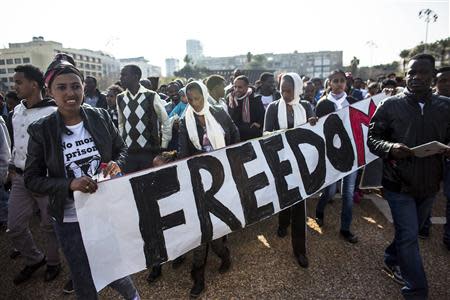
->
xmin=24 ymin=54 xmax=140 ymax=300
xmin=263 ymin=72 xmax=316 ymax=268
xmin=178 ymin=81 xmax=239 ymax=298
xmin=314 ymin=70 xmax=359 ymax=244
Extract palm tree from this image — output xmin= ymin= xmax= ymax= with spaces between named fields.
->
xmin=350 ymin=56 xmax=360 ymax=75
xmin=399 ymin=49 xmax=410 ymax=72
xmin=246 ymin=52 xmax=253 ymax=63
xmin=183 ymin=55 xmax=192 ymax=65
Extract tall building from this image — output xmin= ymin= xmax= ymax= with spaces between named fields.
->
xmin=0 ymin=36 xmax=121 ymax=91
xmin=186 ymin=39 xmax=203 ymax=63
xmin=196 ymin=51 xmax=343 ymax=79
xmin=165 ymin=58 xmax=180 ymax=77
xmin=118 ymin=57 xmax=161 ymax=79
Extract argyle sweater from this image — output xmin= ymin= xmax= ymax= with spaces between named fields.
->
xmin=117 ymin=85 xmax=171 ymax=152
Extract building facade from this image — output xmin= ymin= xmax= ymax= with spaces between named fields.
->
xmin=118 ymin=57 xmax=161 ymax=79
xmin=197 ymin=51 xmax=343 ymax=79
xmin=186 ymin=39 xmax=203 ymax=63
xmin=165 ymin=58 xmax=180 ymax=77
xmin=0 ymin=36 xmax=122 ymax=91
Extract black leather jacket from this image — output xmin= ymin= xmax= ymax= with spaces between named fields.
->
xmin=368 ymin=90 xmax=450 ymax=197
xmin=24 ymin=105 xmax=127 ymax=223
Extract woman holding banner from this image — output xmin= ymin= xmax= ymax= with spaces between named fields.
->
xmin=314 ymin=70 xmax=360 ymax=243
xmin=24 ymin=54 xmax=140 ymax=300
xmin=178 ymin=81 xmax=240 ymax=298
xmin=263 ymin=72 xmax=316 ymax=268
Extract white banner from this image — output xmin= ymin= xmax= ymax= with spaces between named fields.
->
xmin=75 ymin=93 xmax=386 ymax=291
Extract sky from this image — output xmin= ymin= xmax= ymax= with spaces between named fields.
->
xmin=1 ymin=0 xmax=448 ymax=74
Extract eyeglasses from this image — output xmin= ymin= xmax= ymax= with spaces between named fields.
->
xmin=331 ymin=78 xmax=346 ymax=84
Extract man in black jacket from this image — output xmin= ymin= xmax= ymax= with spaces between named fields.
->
xmin=227 ymin=75 xmax=265 ymax=141
xmin=368 ymin=54 xmax=450 ymax=299
xmin=84 ymin=76 xmax=107 ymax=109
xmin=254 ymin=72 xmax=281 ymax=110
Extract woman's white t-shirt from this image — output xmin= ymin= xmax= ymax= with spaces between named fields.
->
xmin=62 ymin=121 xmax=100 ymax=222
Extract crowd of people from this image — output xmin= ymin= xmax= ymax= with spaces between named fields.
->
xmin=0 ymin=52 xmax=448 ymax=300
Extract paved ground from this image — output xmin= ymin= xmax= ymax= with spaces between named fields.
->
xmin=1 ymin=193 xmax=449 ymax=300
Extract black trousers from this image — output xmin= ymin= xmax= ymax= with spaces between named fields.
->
xmin=191 ymin=238 xmax=229 ymax=282
xmin=123 ymin=150 xmax=155 ymax=174
xmin=278 ymin=201 xmax=307 ymax=257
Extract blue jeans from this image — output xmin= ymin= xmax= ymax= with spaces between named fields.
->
xmin=316 ymin=170 xmax=358 ymax=231
xmin=384 ymin=189 xmax=434 ymax=300
xmin=53 ymin=222 xmax=139 ymax=300
xmin=444 ymin=160 xmax=450 ymax=244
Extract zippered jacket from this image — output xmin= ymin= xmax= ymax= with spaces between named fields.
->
xmin=368 ymin=90 xmax=450 ymax=197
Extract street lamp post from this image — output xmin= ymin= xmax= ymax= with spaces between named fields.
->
xmin=418 ymin=9 xmax=438 ymax=53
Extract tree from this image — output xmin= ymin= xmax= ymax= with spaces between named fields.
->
xmin=245 ymin=54 xmax=268 ymax=70
xmin=184 ymin=55 xmax=192 ymax=65
xmin=174 ymin=64 xmax=210 ymax=79
xmin=438 ymin=38 xmax=449 ymax=65
xmin=399 ymin=49 xmax=410 ymax=72
xmin=246 ymin=52 xmax=253 ymax=63
xmin=399 ymin=37 xmax=449 ymax=67
xmin=350 ymin=56 xmax=360 ymax=75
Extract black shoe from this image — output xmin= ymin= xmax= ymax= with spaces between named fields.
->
xmin=296 ymin=254 xmax=309 ymax=268
xmin=10 ymin=249 xmax=21 ymax=259
xmin=190 ymin=280 xmax=205 ymax=298
xmin=383 ymin=261 xmax=405 ymax=285
xmin=13 ymin=257 xmax=46 ymax=285
xmin=190 ymin=267 xmax=205 ymax=298
xmin=218 ymin=252 xmax=231 ymax=274
xmin=63 ymin=280 xmax=75 ymax=294
xmin=147 ymin=265 xmax=162 ymax=283
xmin=418 ymin=227 xmax=430 ymax=239
xmin=277 ymin=227 xmax=287 ymax=238
xmin=340 ymin=230 xmax=358 ymax=244
xmin=44 ymin=264 xmax=61 ymax=282
xmin=172 ymin=255 xmax=185 ymax=269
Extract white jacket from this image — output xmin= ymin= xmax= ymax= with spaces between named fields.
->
xmin=11 ymin=99 xmax=57 ymax=171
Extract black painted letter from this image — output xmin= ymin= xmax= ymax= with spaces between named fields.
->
xmin=130 ymin=166 xmax=184 ymax=267
xmin=187 ymin=156 xmax=242 ymax=244
xmin=285 ymin=128 xmax=326 ymax=195
xmin=259 ymin=135 xmax=303 ymax=209
xmin=226 ymin=143 xmax=272 ymax=225
xmin=323 ymin=114 xmax=355 ymax=172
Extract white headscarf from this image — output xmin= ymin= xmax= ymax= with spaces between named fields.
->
xmin=327 ymin=91 xmax=348 ymax=110
xmin=278 ymin=72 xmax=307 ymax=129
xmin=185 ymin=81 xmax=226 ymax=151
